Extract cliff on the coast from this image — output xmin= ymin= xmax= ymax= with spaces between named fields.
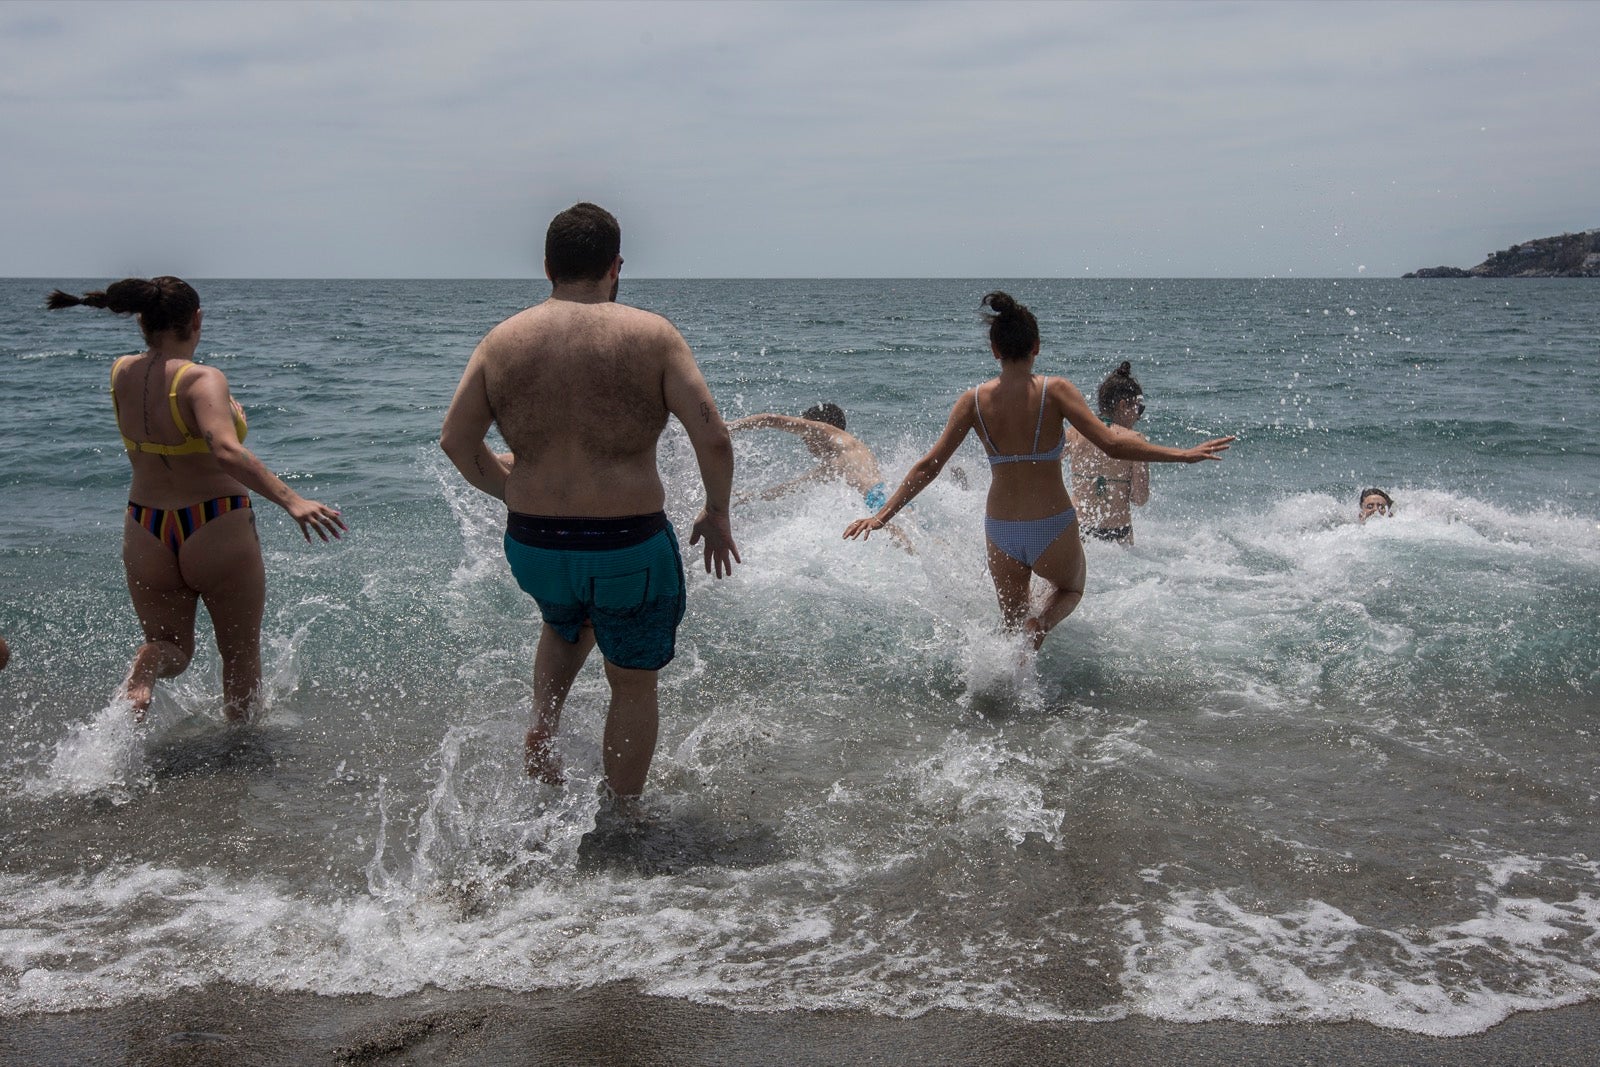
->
xmin=1404 ymin=229 xmax=1600 ymax=278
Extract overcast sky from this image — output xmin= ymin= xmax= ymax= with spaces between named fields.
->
xmin=2 ymin=0 xmax=1594 ymax=279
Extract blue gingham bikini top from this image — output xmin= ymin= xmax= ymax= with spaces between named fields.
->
xmin=973 ymin=376 xmax=1064 ymax=465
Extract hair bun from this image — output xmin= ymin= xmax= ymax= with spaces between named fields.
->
xmin=1115 ymin=361 xmax=1132 ymax=377
xmin=982 ymin=290 xmax=1018 ymax=317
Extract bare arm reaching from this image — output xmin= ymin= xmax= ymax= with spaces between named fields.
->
xmin=662 ymin=331 xmax=740 ymax=577
xmin=1053 ymin=378 xmax=1233 ymax=464
xmin=188 ymin=367 xmax=346 ymax=542
xmin=844 ymin=389 xmax=977 ymax=541
xmin=439 ymin=343 xmax=514 ymax=501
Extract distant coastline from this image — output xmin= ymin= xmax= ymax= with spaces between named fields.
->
xmin=1404 ymin=228 xmax=1600 ymax=278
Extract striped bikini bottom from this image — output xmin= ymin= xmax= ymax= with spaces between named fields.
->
xmin=127 ymin=495 xmax=252 ymax=554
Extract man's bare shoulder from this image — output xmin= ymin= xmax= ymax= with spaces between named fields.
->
xmin=481 ymin=301 xmax=682 ymax=355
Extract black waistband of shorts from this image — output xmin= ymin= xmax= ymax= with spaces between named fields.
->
xmin=506 ymin=511 xmax=670 ymax=550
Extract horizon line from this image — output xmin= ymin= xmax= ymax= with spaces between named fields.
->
xmin=5 ymin=274 xmax=1441 ymax=282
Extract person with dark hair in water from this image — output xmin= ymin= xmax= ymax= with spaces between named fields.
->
xmin=844 ymin=291 xmax=1233 ymax=649
xmin=731 ymin=402 xmax=912 ymax=550
xmin=1358 ymin=487 xmax=1394 ymax=523
xmin=1066 ymin=361 xmax=1150 ymax=545
xmin=48 ymin=277 xmax=345 ymax=721
xmin=441 ymin=202 xmax=739 ymax=802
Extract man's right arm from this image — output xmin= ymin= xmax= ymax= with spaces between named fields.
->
xmin=440 ymin=341 xmax=512 ymax=500
xmin=661 ymin=328 xmax=740 ymax=577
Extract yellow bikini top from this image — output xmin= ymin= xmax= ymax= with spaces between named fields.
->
xmin=110 ymin=357 xmax=248 ymax=456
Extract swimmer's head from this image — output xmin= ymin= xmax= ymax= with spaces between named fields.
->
xmin=545 ymin=202 xmax=622 ymax=283
xmin=802 ymin=402 xmax=846 ymax=429
xmin=1358 ymin=488 xmax=1393 ymax=523
xmin=1097 ymin=362 xmax=1144 ymax=421
xmin=980 ymin=291 xmax=1040 ymax=361
xmin=47 ymin=276 xmax=201 ymax=341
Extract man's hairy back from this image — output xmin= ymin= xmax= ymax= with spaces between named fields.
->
xmin=484 ymin=301 xmax=671 ymax=462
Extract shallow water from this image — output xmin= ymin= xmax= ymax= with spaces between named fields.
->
xmin=1 ymin=277 xmax=1597 ymax=1035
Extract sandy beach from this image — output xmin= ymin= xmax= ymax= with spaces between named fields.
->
xmin=4 ymin=984 xmax=1598 ymax=1066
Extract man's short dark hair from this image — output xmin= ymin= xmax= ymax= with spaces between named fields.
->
xmin=802 ymin=402 xmax=845 ymax=429
xmin=545 ymin=202 xmax=621 ymax=282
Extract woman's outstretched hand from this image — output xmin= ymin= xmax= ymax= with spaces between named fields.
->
xmin=843 ymin=516 xmax=885 ymax=540
xmin=1182 ymin=436 xmax=1236 ymax=463
xmin=288 ymin=498 xmax=347 ymax=542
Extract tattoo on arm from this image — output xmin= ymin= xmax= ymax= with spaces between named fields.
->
xmin=700 ymin=402 xmax=712 ymax=424
xmin=474 ymin=455 xmax=486 ymax=477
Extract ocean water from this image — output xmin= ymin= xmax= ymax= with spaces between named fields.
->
xmin=0 ymin=277 xmax=1597 ymax=1036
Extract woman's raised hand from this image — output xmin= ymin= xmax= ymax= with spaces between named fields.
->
xmin=1183 ymin=436 xmax=1236 ymax=463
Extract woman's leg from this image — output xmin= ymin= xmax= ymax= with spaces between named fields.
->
xmin=1027 ymin=522 xmax=1087 ymax=649
xmin=986 ymin=538 xmax=1036 ymax=634
xmin=178 ymin=508 xmax=266 ymax=722
xmin=121 ymin=516 xmax=199 ymax=720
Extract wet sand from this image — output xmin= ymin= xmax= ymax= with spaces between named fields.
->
xmin=3 ymin=984 xmax=1597 ymax=1066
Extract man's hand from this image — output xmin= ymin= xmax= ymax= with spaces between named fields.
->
xmin=689 ymin=507 xmax=741 ymax=578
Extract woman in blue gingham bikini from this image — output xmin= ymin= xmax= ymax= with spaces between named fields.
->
xmin=844 ymin=291 xmax=1233 ymax=650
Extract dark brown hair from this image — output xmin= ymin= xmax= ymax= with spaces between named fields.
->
xmin=544 ymin=202 xmax=621 ymax=283
xmin=802 ymin=402 xmax=845 ymax=429
xmin=46 ymin=276 xmax=200 ymax=339
xmin=979 ymin=291 xmax=1039 ymax=361
xmin=1096 ymin=361 xmax=1142 ymax=415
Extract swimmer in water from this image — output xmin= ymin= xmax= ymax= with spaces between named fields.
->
xmin=1358 ymin=488 xmax=1393 ymax=523
xmin=1066 ymin=361 xmax=1149 ymax=545
xmin=732 ymin=404 xmax=912 ymax=551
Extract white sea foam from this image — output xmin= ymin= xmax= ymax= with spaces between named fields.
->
xmin=23 ymin=697 xmax=149 ymax=802
xmin=909 ymin=732 xmax=1065 ymax=845
xmin=1119 ymin=849 xmax=1600 ymax=1036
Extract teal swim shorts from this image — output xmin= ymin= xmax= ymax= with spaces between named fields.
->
xmin=503 ymin=511 xmax=686 ymax=671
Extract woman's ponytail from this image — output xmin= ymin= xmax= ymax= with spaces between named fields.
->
xmin=45 ymin=276 xmax=198 ymax=337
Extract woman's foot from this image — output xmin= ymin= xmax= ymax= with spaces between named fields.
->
xmin=1022 ymin=617 xmax=1047 ymax=652
xmin=122 ymin=661 xmax=159 ymax=724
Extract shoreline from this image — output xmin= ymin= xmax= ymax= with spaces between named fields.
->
xmin=3 ymin=984 xmax=1598 ymax=1066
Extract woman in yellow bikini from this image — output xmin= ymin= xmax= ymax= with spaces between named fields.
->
xmin=844 ymin=292 xmax=1232 ymax=649
xmin=49 ymin=277 xmax=345 ymax=721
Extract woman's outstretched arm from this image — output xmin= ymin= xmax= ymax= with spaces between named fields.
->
xmin=1053 ymin=378 xmax=1233 ymax=464
xmin=844 ymin=390 xmax=976 ymax=540
xmin=189 ymin=366 xmax=346 ymax=542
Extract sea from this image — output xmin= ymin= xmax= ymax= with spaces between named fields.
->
xmin=0 ymin=277 xmax=1596 ymax=1038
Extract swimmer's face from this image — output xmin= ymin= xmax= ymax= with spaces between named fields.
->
xmin=1112 ymin=396 xmax=1145 ymax=425
xmin=1359 ymin=495 xmax=1391 ymax=522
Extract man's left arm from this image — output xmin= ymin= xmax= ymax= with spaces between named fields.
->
xmin=662 ymin=329 xmax=739 ymax=577
xmin=440 ymin=342 xmax=512 ymax=500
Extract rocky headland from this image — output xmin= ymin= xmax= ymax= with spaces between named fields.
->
xmin=1404 ymin=229 xmax=1600 ymax=278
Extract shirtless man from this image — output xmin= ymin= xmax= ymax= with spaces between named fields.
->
xmin=731 ymin=403 xmax=911 ymax=550
xmin=1066 ymin=361 xmax=1150 ymax=545
xmin=440 ymin=202 xmax=739 ymax=801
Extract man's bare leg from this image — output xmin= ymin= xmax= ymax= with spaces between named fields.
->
xmin=600 ymin=660 xmax=659 ymax=800
xmin=528 ymin=622 xmax=596 ymax=783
